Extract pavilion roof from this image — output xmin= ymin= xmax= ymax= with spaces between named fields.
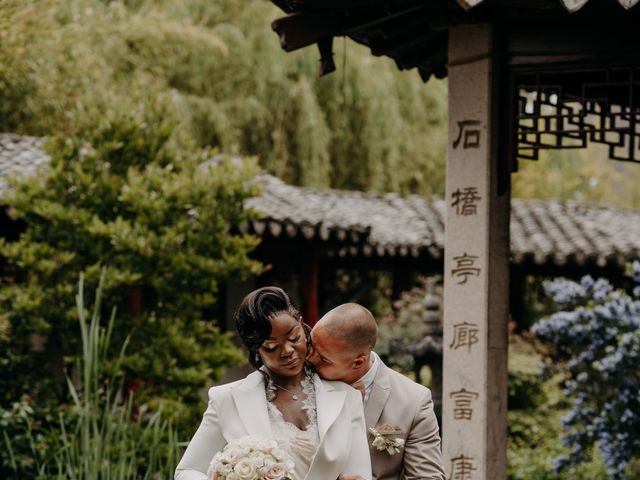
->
xmin=271 ymin=0 xmax=640 ymax=80
xmin=2 ymin=133 xmax=639 ymax=272
xmin=248 ymin=174 xmax=640 ymax=271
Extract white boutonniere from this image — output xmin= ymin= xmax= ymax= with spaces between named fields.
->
xmin=368 ymin=424 xmax=405 ymax=455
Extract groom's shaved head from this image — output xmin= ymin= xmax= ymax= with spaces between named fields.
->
xmin=317 ymin=303 xmax=377 ymax=353
xmin=308 ymin=303 xmax=377 ymax=383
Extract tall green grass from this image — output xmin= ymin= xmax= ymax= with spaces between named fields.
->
xmin=4 ymin=272 xmax=180 ymax=479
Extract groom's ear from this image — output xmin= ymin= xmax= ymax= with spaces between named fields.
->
xmin=353 ymin=354 xmax=367 ymax=370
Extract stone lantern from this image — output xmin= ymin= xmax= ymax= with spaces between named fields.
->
xmin=391 ymin=277 xmax=444 ymax=420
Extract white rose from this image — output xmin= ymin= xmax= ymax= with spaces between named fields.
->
xmin=372 ymin=436 xmax=386 ymax=450
xmin=263 ymin=439 xmax=279 ymax=453
xmin=271 ymin=448 xmax=289 ymax=462
xmin=233 ymin=458 xmax=259 ymax=480
xmin=262 ymin=463 xmax=288 ymax=480
xmin=395 ymin=438 xmax=405 ymax=447
xmin=238 ymin=436 xmax=261 ymax=450
xmin=211 ymin=452 xmax=224 ymax=464
xmin=208 ymin=462 xmax=232 ymax=479
xmin=224 ymin=446 xmax=244 ymax=464
xmin=262 ymin=456 xmax=276 ymax=467
xmin=253 ymin=455 xmax=268 ymax=470
xmin=236 ymin=436 xmax=251 ymax=446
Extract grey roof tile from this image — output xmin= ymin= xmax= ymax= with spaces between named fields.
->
xmin=250 ymin=175 xmax=640 ymax=267
xmin=2 ymin=134 xmax=639 ymax=269
xmin=0 ymin=134 xmax=50 ymax=196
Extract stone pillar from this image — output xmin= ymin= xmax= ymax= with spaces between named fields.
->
xmin=442 ymin=24 xmax=510 ymax=480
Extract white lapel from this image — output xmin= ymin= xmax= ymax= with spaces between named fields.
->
xmin=313 ymin=374 xmax=346 ymax=440
xmin=230 ymin=370 xmax=273 ymax=438
xmin=305 ymin=375 xmax=347 ymax=480
xmin=364 ymin=363 xmax=391 ymax=428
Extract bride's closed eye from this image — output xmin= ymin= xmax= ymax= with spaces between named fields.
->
xmin=261 ymin=329 xmax=302 ymax=352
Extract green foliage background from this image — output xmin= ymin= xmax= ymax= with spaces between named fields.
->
xmin=0 ymin=111 xmax=261 ymax=433
xmin=0 ymin=0 xmax=448 ymax=444
xmin=0 ymin=0 xmax=448 ymax=197
xmin=507 ymin=336 xmax=608 ymax=479
xmin=512 ymin=134 xmax=640 ymax=209
xmin=3 ymin=0 xmax=640 ymax=477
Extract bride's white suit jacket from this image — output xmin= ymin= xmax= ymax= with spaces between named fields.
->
xmin=175 ymin=370 xmax=372 ymax=480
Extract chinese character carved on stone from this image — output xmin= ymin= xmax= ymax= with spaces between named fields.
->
xmin=451 ymin=187 xmax=481 ymax=216
xmin=451 ymin=253 xmax=480 ymax=284
xmin=449 ymin=454 xmax=477 ymax=480
xmin=449 ymin=322 xmax=480 ymax=352
xmin=452 ymin=120 xmax=481 ymax=150
xmin=450 ymin=388 xmax=480 ymax=420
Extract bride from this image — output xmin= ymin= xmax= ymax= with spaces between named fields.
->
xmin=175 ymin=286 xmax=372 ymax=480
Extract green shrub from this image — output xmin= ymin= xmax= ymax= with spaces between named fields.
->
xmin=507 ymin=337 xmax=608 ymax=479
xmin=0 ymin=110 xmax=261 ymax=431
xmin=508 ymin=371 xmax=545 ymax=411
xmin=3 ymin=272 xmax=179 ymax=479
xmin=508 ymin=406 xmax=608 ymax=480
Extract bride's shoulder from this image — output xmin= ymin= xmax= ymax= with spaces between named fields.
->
xmin=207 ymin=370 xmax=265 ymax=399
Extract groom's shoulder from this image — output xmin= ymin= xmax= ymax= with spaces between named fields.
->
xmin=316 ymin=377 xmax=363 ymax=401
xmin=378 ymin=359 xmax=432 ymax=400
xmin=319 ymin=377 xmax=353 ymax=391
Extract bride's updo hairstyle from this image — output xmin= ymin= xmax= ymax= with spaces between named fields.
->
xmin=235 ymin=286 xmax=305 ymax=371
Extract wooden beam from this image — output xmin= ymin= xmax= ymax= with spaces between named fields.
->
xmin=271 ymin=4 xmax=428 ymax=52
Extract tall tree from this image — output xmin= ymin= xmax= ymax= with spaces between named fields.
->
xmin=0 ymin=0 xmax=448 ymax=197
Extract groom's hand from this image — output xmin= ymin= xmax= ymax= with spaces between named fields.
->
xmin=340 ymin=476 xmax=365 ymax=480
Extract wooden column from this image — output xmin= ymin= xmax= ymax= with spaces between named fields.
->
xmin=128 ymin=287 xmax=143 ymax=316
xmin=392 ymin=265 xmax=412 ymax=301
xmin=443 ymin=24 xmax=510 ymax=480
xmin=300 ymin=253 xmax=319 ymax=326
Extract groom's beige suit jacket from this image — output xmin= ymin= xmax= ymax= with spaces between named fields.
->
xmin=175 ymin=370 xmax=372 ymax=480
xmin=365 ymin=360 xmax=445 ymax=480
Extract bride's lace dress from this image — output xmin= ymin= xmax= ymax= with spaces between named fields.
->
xmin=266 ymin=374 xmax=319 ymax=480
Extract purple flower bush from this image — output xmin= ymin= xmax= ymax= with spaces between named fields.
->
xmin=532 ymin=261 xmax=640 ymax=478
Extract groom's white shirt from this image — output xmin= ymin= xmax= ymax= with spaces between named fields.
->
xmin=175 ymin=370 xmax=372 ymax=480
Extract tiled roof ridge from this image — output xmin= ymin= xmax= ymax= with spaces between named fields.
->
xmin=0 ymin=133 xmax=50 ymax=196
xmin=513 ymin=196 xmax=638 ymax=216
xmin=2 ymin=134 xmax=640 ymax=269
xmin=252 ymin=174 xmax=640 ymax=267
xmin=256 ymin=173 xmax=445 ymax=206
xmin=259 ymin=172 xmax=640 ymax=217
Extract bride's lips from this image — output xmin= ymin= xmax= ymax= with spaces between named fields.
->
xmin=283 ymin=357 xmax=300 ymax=368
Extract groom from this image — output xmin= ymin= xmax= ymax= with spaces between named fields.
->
xmin=307 ymin=303 xmax=445 ymax=480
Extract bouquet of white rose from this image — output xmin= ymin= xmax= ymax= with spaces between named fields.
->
xmin=207 ymin=436 xmax=295 ymax=480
